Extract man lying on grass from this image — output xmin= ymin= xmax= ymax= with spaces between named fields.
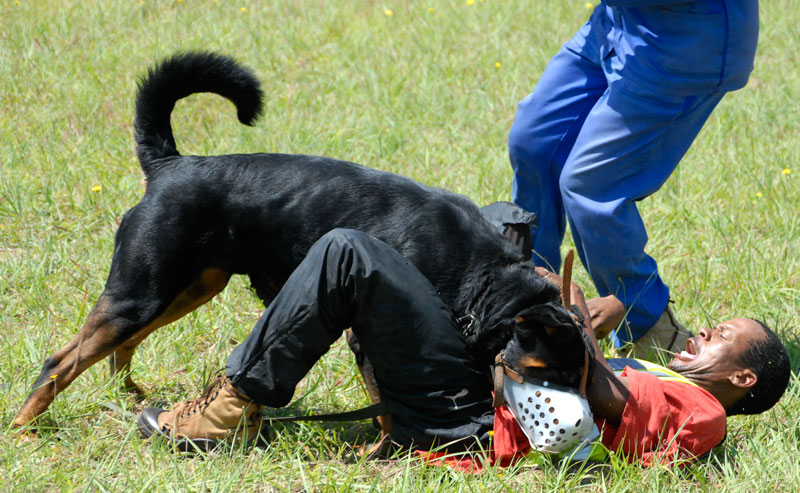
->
xmin=136 ymin=228 xmax=791 ymax=467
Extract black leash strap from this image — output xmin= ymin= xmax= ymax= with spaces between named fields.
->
xmin=262 ymin=402 xmax=390 ymax=423
xmin=103 ymin=400 xmax=389 ymax=425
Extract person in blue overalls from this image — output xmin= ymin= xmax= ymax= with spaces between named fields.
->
xmin=508 ymin=1 xmax=759 ymax=358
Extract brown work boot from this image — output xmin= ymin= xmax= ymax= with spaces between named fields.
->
xmin=137 ymin=374 xmax=265 ymax=452
xmin=620 ymin=305 xmax=692 ymax=364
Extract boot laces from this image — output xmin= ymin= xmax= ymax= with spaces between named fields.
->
xmin=179 ymin=374 xmax=227 ymax=419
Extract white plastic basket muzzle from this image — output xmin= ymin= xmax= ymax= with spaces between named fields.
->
xmin=502 ymin=375 xmax=594 ymax=454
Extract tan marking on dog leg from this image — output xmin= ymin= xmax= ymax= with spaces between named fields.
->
xmin=345 ymin=329 xmax=393 ymax=443
xmin=345 ymin=329 xmax=383 ymax=404
xmin=13 ymin=268 xmax=231 ymax=429
xmin=13 ymin=296 xmax=124 ymax=428
xmin=108 ymin=268 xmax=232 ymax=392
xmin=109 ymin=344 xmax=144 ymax=394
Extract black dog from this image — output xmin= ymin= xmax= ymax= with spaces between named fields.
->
xmin=13 ymin=52 xmax=587 ymax=429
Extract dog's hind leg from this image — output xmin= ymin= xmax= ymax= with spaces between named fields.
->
xmin=109 ymin=343 xmax=146 ymax=394
xmin=107 ymin=267 xmax=232 ymax=394
xmin=12 ymin=294 xmax=139 ymax=428
xmin=12 ymin=267 xmax=231 ymax=429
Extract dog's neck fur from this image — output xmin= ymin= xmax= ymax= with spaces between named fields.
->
xmin=465 ymin=263 xmax=561 ymax=366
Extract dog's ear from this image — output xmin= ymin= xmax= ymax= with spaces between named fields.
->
xmin=513 ymin=301 xmax=578 ymax=343
xmin=505 ymin=302 xmax=594 ymax=387
xmin=515 ymin=302 xmax=596 ymax=366
xmin=503 ymin=301 xmax=585 ymax=385
xmin=515 ymin=315 xmax=560 ymax=339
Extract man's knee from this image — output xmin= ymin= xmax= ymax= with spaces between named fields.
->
xmin=315 ymin=228 xmax=381 ymax=257
xmin=305 ymin=229 xmax=377 ymax=281
xmin=558 ymin=165 xmax=591 ymax=211
xmin=509 ymin=128 xmax=553 ymax=189
xmin=314 ymin=228 xmax=395 ymax=281
xmin=509 ymin=107 xmax=545 ymax=168
xmin=319 ymin=228 xmax=368 ymax=245
xmin=508 ymin=115 xmax=528 ymax=162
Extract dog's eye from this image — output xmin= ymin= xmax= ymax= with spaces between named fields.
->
xmin=518 ymin=355 xmax=548 ymax=369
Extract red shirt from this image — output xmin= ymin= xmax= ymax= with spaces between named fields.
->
xmin=595 ymin=366 xmax=726 ymax=465
xmin=418 ymin=366 xmax=726 ymax=471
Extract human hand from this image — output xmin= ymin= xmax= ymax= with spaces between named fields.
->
xmin=585 ymin=295 xmax=625 ymax=340
xmin=534 ymin=266 xmax=561 ymax=286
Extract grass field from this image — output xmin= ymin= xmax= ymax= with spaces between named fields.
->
xmin=2 ymin=0 xmax=799 ymax=491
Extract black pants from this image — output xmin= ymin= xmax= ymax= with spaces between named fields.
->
xmin=225 ymin=229 xmax=494 ymax=449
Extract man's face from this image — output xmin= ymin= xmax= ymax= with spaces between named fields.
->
xmin=667 ymin=318 xmax=765 ymax=377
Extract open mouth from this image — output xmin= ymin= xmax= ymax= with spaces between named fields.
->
xmin=675 ymin=338 xmax=699 ymax=361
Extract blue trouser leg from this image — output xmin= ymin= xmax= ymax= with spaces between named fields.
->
xmin=225 ymin=229 xmax=494 ymax=449
xmin=511 ymin=22 xmax=727 ymax=344
xmin=509 ymin=29 xmax=607 ymax=272
xmin=560 ymin=80 xmax=725 ymax=344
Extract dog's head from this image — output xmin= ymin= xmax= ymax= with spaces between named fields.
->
xmin=502 ymin=301 xmax=590 ymax=388
xmin=469 ymin=264 xmax=592 ymax=388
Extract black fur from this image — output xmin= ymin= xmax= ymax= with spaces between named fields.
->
xmin=129 ymin=51 xmax=588 ymax=380
xmin=19 ymin=53 xmax=588 ymax=414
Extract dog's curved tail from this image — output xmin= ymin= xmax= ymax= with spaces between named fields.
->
xmin=133 ymin=51 xmax=264 ymax=176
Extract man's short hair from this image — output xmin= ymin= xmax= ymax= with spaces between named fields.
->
xmin=726 ymin=320 xmax=792 ymax=416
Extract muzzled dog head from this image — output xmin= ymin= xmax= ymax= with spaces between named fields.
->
xmin=469 ymin=263 xmax=592 ymax=388
xmin=495 ymin=301 xmax=596 ymax=455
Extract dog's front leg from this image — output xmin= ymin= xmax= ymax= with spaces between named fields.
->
xmin=345 ymin=329 xmax=393 ymax=442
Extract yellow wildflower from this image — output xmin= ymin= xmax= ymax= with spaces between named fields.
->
xmin=466 ymin=0 xmax=474 ymax=5
xmin=488 ymin=430 xmax=495 ymax=437
xmin=428 ymin=7 xmax=434 ymax=13
xmin=50 ymin=374 xmax=58 ymax=380
xmin=241 ymin=7 xmax=247 ymax=12
xmin=782 ymin=168 xmax=791 ymax=175
xmin=91 ymin=185 xmax=102 ymax=192
xmin=756 ymin=192 xmax=763 ymax=198
xmin=495 ymin=62 xmax=502 ymax=68
xmin=586 ymin=2 xmax=594 ymax=8
xmin=385 ymin=9 xmax=393 ymax=16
